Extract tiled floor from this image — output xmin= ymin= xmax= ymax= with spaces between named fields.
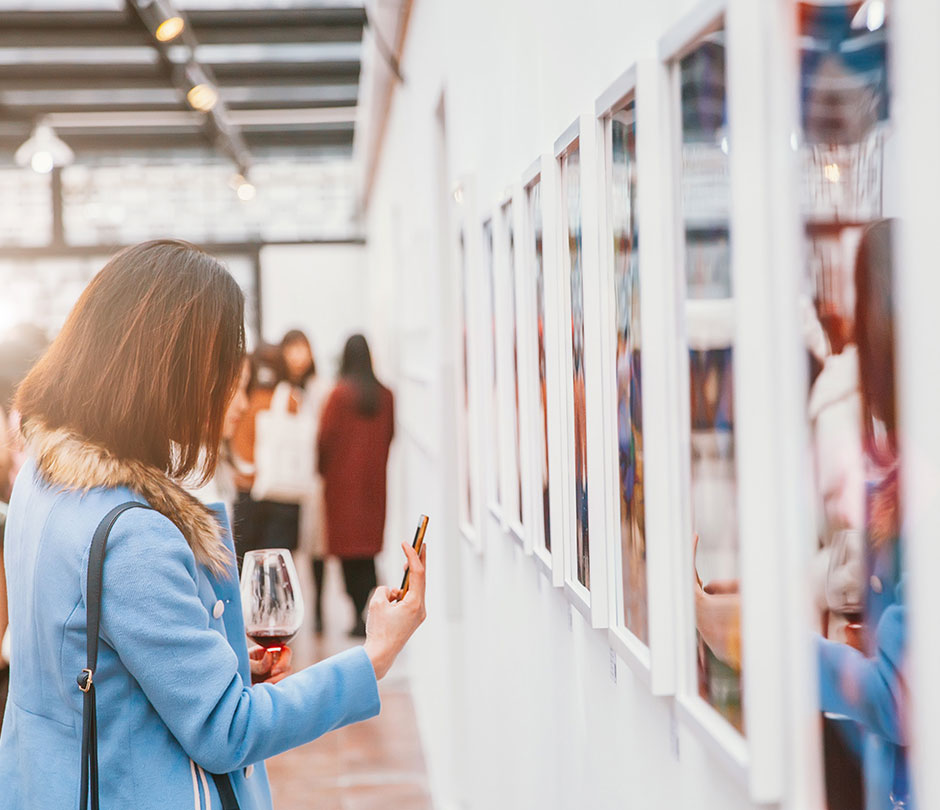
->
xmin=263 ymin=559 xmax=434 ymax=810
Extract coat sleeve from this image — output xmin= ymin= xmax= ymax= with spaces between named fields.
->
xmin=817 ymin=603 xmax=907 ymax=745
xmin=85 ymin=508 xmax=380 ymax=774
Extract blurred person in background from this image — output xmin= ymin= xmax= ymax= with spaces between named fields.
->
xmin=280 ymin=330 xmax=331 ymax=636
xmin=0 ymin=240 xmax=427 ymax=809
xmin=189 ymin=357 xmax=251 ymax=522
xmin=231 ymin=333 xmax=329 ymax=630
xmin=0 ymin=412 xmax=9 ymax=731
xmin=319 ymin=334 xmax=394 ymax=638
xmin=231 ymin=344 xmax=282 ymax=558
xmin=0 ymin=325 xmax=49 ymax=732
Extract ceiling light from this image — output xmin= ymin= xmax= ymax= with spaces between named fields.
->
xmin=133 ymin=0 xmax=186 ymax=43
xmin=236 ymin=180 xmax=256 ymax=201
xmin=187 ymin=83 xmax=218 ymax=112
xmin=30 ymin=152 xmax=54 ymax=174
xmin=155 ymin=15 xmax=184 ymax=42
xmin=14 ymin=123 xmax=74 ymax=174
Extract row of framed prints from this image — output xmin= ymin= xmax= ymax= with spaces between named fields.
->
xmin=453 ymin=4 xmax=747 ymax=778
xmin=449 ymin=0 xmax=900 ymax=804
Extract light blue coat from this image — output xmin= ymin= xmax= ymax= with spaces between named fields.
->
xmin=0 ymin=458 xmax=381 ymax=809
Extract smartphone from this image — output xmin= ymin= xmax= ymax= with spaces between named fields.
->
xmin=398 ymin=514 xmax=429 ymax=599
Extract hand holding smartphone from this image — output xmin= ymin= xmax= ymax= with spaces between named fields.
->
xmin=363 ymin=515 xmax=429 ymax=680
xmin=397 ymin=514 xmax=428 ymax=600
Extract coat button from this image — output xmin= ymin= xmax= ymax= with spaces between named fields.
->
xmin=870 ymin=575 xmax=883 ymax=594
xmin=213 ymin=600 xmax=225 ymax=619
xmin=245 ymin=764 xmax=254 ymax=778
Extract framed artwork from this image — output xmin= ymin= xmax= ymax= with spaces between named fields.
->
xmin=481 ymin=216 xmax=503 ymax=520
xmin=660 ymin=2 xmax=806 ymax=800
xmin=596 ymin=61 xmax=682 ymax=694
xmin=596 ymin=67 xmax=653 ymax=680
xmin=453 ymin=177 xmax=483 ymax=551
xmin=555 ymin=117 xmax=609 ymax=627
xmin=497 ymin=195 xmax=526 ymax=543
xmin=522 ymin=156 xmax=564 ymax=585
xmin=659 ymin=0 xmax=751 ymax=776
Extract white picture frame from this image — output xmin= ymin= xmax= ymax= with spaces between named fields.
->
xmin=554 ymin=116 xmax=610 ymax=629
xmin=452 ymin=175 xmax=485 ymax=554
xmin=494 ymin=190 xmax=528 ymax=547
xmin=521 ymin=155 xmax=565 ymax=586
xmin=479 ymin=212 xmax=504 ymax=526
xmin=658 ymin=0 xmax=804 ymax=801
xmin=658 ymin=0 xmax=751 ymax=782
xmin=595 ymin=61 xmax=679 ymax=694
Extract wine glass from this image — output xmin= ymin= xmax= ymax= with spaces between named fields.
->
xmin=825 ymin=528 xmax=866 ymax=650
xmin=240 ymin=549 xmax=304 ymax=657
xmin=825 ymin=528 xmax=865 ymax=620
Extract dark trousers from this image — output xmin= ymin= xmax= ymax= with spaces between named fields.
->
xmin=823 ymin=715 xmax=864 ymax=810
xmin=311 ymin=557 xmax=325 ymax=624
xmin=0 ymin=665 xmax=7 ymax=734
xmin=233 ymin=492 xmax=299 ymax=563
xmin=341 ymin=558 xmax=377 ymax=622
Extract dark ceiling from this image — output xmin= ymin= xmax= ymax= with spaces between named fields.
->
xmin=0 ymin=3 xmax=366 ymax=165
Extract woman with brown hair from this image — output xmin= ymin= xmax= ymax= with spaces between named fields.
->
xmin=0 ymin=241 xmax=426 ymax=810
xmin=318 ymin=334 xmax=395 ymax=638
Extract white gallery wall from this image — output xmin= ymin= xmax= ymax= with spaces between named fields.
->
xmin=364 ymin=1 xmax=767 ymax=809
xmin=260 ymin=243 xmax=369 ymax=379
xmin=362 ymin=0 xmax=940 ymax=809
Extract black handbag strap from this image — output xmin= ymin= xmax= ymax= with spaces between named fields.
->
xmin=78 ymin=501 xmax=241 ymax=810
xmin=212 ymin=772 xmax=242 ymax=810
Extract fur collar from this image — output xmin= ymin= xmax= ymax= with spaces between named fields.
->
xmin=23 ymin=421 xmax=230 ymax=576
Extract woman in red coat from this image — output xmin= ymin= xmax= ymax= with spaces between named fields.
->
xmin=318 ymin=334 xmax=394 ymax=636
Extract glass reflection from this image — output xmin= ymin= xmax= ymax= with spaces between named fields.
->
xmin=610 ymin=102 xmax=648 ymax=643
xmin=528 ymin=180 xmax=552 ymax=552
xmin=798 ymin=5 xmax=907 ymax=809
xmin=680 ymin=26 xmax=743 ymax=732
xmin=503 ymin=202 xmax=524 ymax=526
xmin=562 ymin=145 xmax=590 ymax=589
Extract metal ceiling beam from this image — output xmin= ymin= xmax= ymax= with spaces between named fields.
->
xmin=0 ymin=128 xmax=353 ymax=153
xmin=0 ymin=8 xmax=365 ymax=48
xmin=33 ymin=107 xmax=356 ymax=129
xmin=0 ymin=25 xmax=362 ymax=49
xmin=125 ymin=0 xmax=254 ymax=174
xmin=0 ymin=7 xmax=365 ymax=29
xmin=0 ymin=61 xmax=361 ymax=88
xmin=0 ymin=85 xmax=359 ymax=116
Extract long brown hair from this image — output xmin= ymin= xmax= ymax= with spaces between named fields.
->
xmin=855 ymin=219 xmax=899 ymax=547
xmin=855 ymin=218 xmax=896 ymax=455
xmin=16 ymin=239 xmax=245 ymax=485
xmin=281 ymin=328 xmax=316 ymax=384
xmin=339 ymin=333 xmax=381 ymax=416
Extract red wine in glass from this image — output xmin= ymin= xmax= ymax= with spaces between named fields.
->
xmin=247 ymin=630 xmax=297 ymax=652
xmin=241 ymin=549 xmax=304 ymax=659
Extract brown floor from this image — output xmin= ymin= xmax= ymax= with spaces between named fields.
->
xmin=264 ymin=561 xmax=434 ymax=810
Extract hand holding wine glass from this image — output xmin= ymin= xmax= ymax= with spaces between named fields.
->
xmin=241 ymin=549 xmax=304 ymax=672
xmin=825 ymin=528 xmax=866 ymax=650
xmin=363 ymin=541 xmax=427 ymax=680
xmin=249 ymin=644 xmax=294 ymax=685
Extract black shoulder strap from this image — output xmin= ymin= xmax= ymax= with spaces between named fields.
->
xmin=78 ymin=501 xmax=150 ymax=810
xmin=212 ymin=772 xmax=242 ymax=810
xmin=78 ymin=501 xmax=241 ymax=810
